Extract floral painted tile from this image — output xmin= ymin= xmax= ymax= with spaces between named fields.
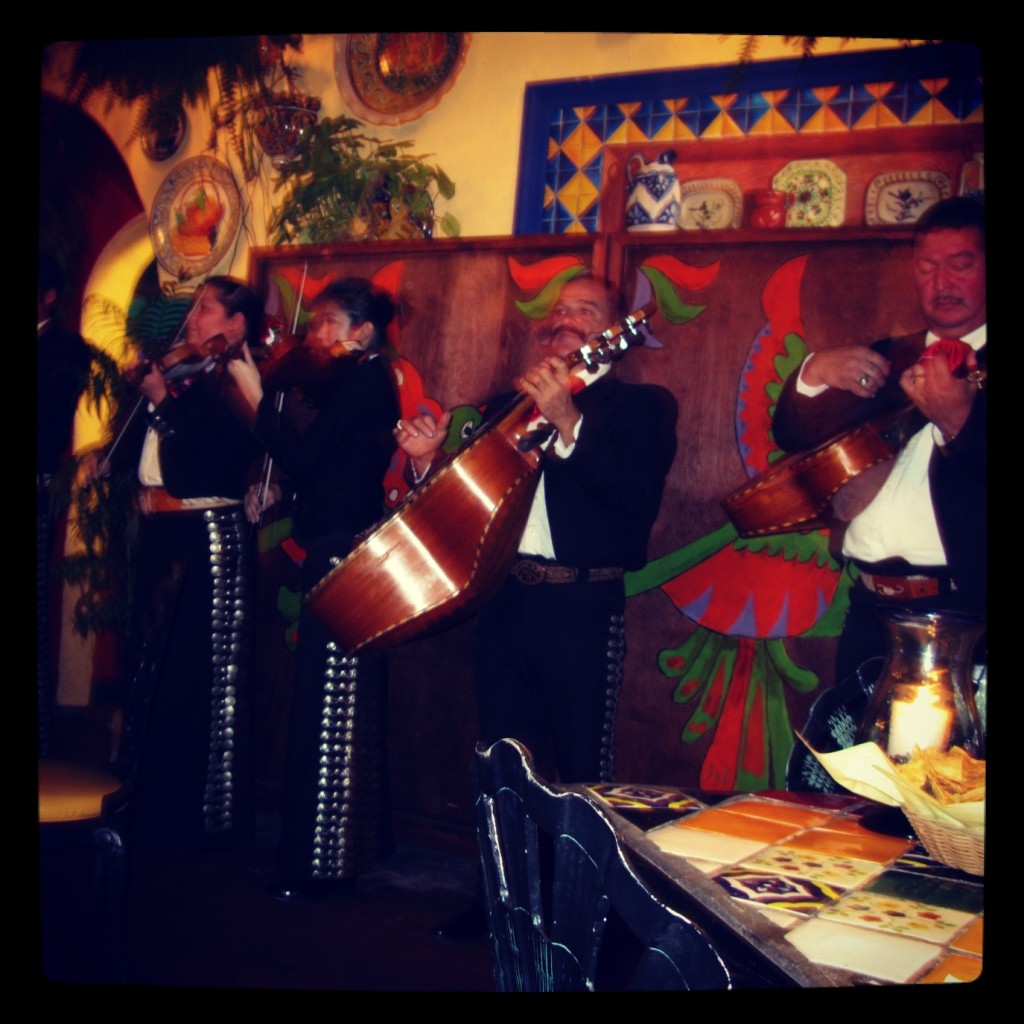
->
xmin=740 ymin=844 xmax=881 ymax=890
xmin=950 ymin=916 xmax=983 ymax=955
xmin=677 ymin=808 xmax=797 ymax=844
xmin=787 ymin=827 xmax=914 ymax=864
xmin=916 ymin=953 xmax=983 ymax=984
xmin=585 ymin=783 xmax=702 ymax=814
xmin=712 ymin=868 xmax=843 ymax=915
xmin=785 ymin=918 xmax=939 ymax=983
xmin=866 ymin=870 xmax=984 ymax=915
xmin=820 ymin=888 xmax=974 ymax=942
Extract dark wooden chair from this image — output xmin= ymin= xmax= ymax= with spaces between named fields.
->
xmin=474 ymin=738 xmax=732 ymax=991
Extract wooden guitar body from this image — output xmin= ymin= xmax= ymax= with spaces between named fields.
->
xmin=306 ymin=395 xmax=543 ymax=654
xmin=305 ymin=303 xmax=655 ymax=654
xmin=723 ymin=404 xmax=914 ymax=537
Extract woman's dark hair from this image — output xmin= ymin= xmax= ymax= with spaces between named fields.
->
xmin=315 ymin=277 xmax=395 ymax=353
xmin=204 ymin=275 xmax=263 ymax=344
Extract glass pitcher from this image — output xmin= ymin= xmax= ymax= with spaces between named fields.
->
xmin=856 ymin=609 xmax=985 ymax=763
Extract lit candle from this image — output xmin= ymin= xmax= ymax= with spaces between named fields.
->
xmin=887 ymin=682 xmax=954 ymax=760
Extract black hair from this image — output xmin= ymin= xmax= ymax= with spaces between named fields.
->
xmin=913 ymin=196 xmax=985 ymax=247
xmin=315 ymin=277 xmax=395 ymax=353
xmin=204 ymin=275 xmax=263 ymax=344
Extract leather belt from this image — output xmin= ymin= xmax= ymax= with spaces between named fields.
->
xmin=510 ymin=557 xmax=624 ymax=585
xmin=858 ymin=571 xmax=953 ymax=600
xmin=139 ymin=487 xmax=242 ymax=516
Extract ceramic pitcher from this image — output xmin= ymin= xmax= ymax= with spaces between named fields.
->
xmin=625 ymin=150 xmax=680 ymax=231
xmin=750 ymin=189 xmax=791 ymax=229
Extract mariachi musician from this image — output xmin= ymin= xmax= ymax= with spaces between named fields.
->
xmin=395 ymin=273 xmax=678 ymax=787
xmin=772 ymin=197 xmax=987 ymax=686
xmin=86 ymin=275 xmax=263 ymax=849
xmin=394 ymin=271 xmax=677 ymax=939
xmin=226 ymin=277 xmax=400 ymax=899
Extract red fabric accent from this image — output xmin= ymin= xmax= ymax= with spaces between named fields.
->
xmin=922 ymin=338 xmax=972 ymax=374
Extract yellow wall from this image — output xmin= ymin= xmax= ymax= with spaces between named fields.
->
xmin=42 ymin=33 xmax=913 ymax=274
xmin=35 ymin=32 xmax=915 ymax=706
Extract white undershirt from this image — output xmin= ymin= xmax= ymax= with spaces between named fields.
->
xmin=518 ymin=363 xmax=611 ymax=559
xmin=138 ymin=408 xmax=164 ymax=486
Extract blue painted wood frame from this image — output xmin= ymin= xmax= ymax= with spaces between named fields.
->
xmin=513 ymin=40 xmax=983 ymax=235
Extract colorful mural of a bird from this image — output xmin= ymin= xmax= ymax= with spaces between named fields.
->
xmin=626 ymin=254 xmax=853 ymax=790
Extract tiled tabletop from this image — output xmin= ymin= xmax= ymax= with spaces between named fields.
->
xmin=585 ymin=784 xmax=982 ymax=986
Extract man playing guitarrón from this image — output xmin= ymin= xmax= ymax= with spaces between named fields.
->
xmin=772 ymin=197 xmax=986 ymax=685
xmin=396 ymin=273 xmax=678 ymax=786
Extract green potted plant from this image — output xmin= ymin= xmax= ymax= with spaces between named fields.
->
xmin=268 ymin=115 xmax=459 ymax=244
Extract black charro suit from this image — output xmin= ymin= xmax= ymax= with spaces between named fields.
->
xmin=772 ymin=331 xmax=987 ymax=682
xmin=127 ymin=373 xmax=261 ymax=845
xmin=254 ymin=354 xmax=400 ymax=885
xmin=474 ymin=374 xmax=678 ymax=783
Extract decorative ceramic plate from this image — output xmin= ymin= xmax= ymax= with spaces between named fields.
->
xmin=150 ymin=156 xmax=241 ymax=280
xmin=773 ymin=159 xmax=846 ymax=228
xmin=334 ymin=33 xmax=471 ymax=126
xmin=677 ymin=178 xmax=742 ymax=230
xmin=865 ymin=171 xmax=952 ymax=226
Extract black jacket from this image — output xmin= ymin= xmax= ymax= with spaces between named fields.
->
xmin=489 ymin=375 xmax=678 ymax=571
xmin=255 ymin=354 xmax=398 ymax=545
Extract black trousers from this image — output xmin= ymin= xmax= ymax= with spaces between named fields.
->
xmin=473 ymin=573 xmax=626 ymax=784
xmin=131 ymin=508 xmax=254 ymax=845
xmin=274 ymin=534 xmax=393 ymax=882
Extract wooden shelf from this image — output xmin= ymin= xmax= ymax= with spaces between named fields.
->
xmin=599 ymin=124 xmax=984 ymax=234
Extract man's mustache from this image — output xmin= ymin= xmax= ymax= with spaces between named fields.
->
xmin=537 ymin=322 xmax=589 ymax=346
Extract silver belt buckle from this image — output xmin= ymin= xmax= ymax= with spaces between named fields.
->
xmin=512 ymin=559 xmax=547 ymax=585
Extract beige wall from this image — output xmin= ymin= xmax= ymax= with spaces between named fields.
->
xmin=42 ymin=34 xmax=913 ymax=278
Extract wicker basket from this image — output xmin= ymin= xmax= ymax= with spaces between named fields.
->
xmin=905 ymin=809 xmax=984 ymax=876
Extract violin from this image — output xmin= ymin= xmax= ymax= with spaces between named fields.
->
xmin=127 ymin=332 xmax=245 ymax=387
xmin=253 ymin=327 xmax=364 ymax=396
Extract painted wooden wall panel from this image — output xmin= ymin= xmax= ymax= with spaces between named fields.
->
xmin=250 ymin=229 xmax=920 ymax=824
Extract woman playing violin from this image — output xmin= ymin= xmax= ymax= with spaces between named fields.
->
xmin=226 ymin=278 xmax=400 ymax=898
xmin=115 ymin=275 xmax=263 ymax=849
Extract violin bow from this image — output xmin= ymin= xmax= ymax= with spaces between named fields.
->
xmin=255 ymin=262 xmax=307 ymax=527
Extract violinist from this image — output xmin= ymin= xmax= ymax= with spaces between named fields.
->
xmin=100 ymin=275 xmax=263 ymax=849
xmin=226 ymin=278 xmax=400 ymax=899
